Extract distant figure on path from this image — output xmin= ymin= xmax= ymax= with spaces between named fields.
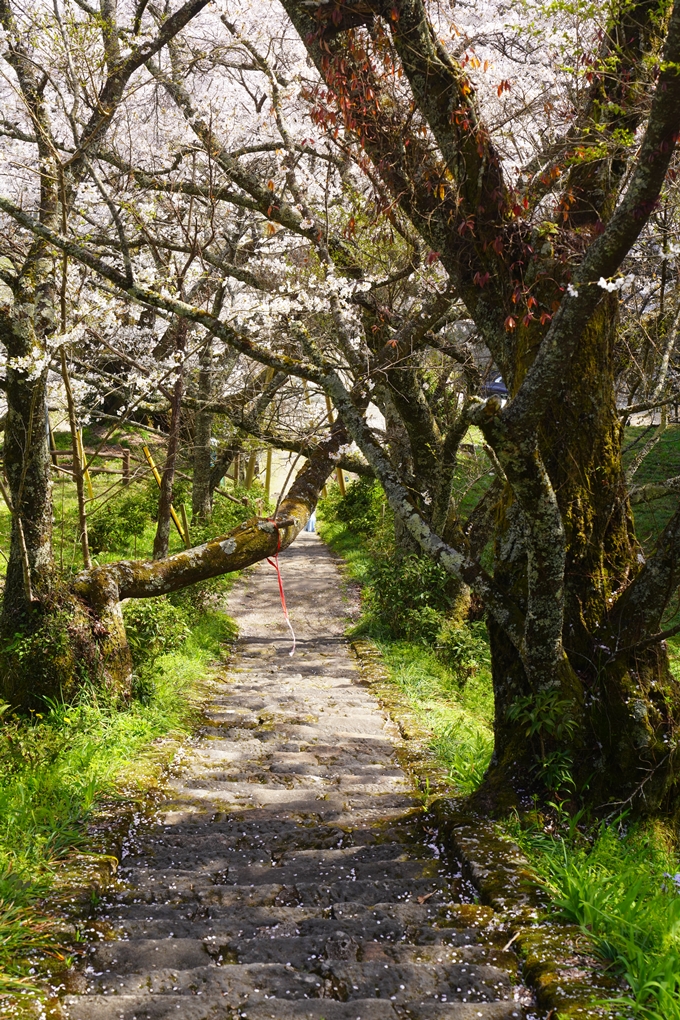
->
xmin=304 ymin=509 xmax=316 ymax=532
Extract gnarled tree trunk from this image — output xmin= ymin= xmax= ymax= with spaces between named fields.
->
xmin=479 ymin=297 xmax=680 ymax=812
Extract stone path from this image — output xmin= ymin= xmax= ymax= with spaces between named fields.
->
xmin=63 ymin=533 xmax=525 ymax=1020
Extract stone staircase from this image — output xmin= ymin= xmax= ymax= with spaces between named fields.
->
xmin=61 ymin=534 xmax=527 ymax=1020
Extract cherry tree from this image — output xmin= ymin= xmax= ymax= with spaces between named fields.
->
xmin=3 ymin=0 xmax=680 ymax=817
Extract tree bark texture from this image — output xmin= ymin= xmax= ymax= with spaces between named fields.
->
xmin=0 ymin=315 xmax=53 ymax=631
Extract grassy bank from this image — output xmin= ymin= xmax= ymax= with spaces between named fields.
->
xmin=0 ymin=597 xmax=235 ymax=998
xmin=0 ymin=466 xmax=263 ymax=1000
xmin=510 ymin=816 xmax=680 ymax=1020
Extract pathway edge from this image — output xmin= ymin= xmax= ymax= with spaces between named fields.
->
xmin=350 ymin=634 xmax=625 ymax=1020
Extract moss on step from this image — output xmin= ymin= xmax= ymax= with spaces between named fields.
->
xmin=432 ymin=799 xmax=625 ymax=1019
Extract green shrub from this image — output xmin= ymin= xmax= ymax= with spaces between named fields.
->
xmin=364 ymin=553 xmax=455 ymax=642
xmin=122 ymin=597 xmax=190 ymax=667
xmin=212 ymin=484 xmax=269 ymax=532
xmin=167 ymin=574 xmax=232 ymax=615
xmin=318 ymin=478 xmax=387 ymax=536
xmin=88 ymin=490 xmax=152 ymax=553
xmin=436 ymin=619 xmax=491 ymax=683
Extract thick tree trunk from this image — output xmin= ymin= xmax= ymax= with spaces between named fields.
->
xmin=0 ymin=317 xmax=53 ymax=631
xmin=478 ymin=308 xmax=680 ymax=816
xmin=0 ymin=314 xmax=106 ymax=710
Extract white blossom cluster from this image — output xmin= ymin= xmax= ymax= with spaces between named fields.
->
xmin=0 ymin=0 xmax=676 ymax=434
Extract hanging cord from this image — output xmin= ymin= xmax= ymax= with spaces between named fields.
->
xmin=266 ymin=519 xmax=296 ymax=656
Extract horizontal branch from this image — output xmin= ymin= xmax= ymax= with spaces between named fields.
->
xmin=618 ymin=392 xmax=680 ymax=418
xmin=74 ymin=423 xmax=348 ymax=607
xmin=630 ymin=474 xmax=680 ymax=504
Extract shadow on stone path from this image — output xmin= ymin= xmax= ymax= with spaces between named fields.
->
xmin=63 ymin=533 xmax=525 ymax=1020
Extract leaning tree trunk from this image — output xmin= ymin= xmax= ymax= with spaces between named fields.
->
xmin=74 ymin=422 xmax=349 ymax=691
xmin=479 ymin=304 xmax=680 ymax=816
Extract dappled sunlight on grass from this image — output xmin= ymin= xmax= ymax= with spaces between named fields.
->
xmin=376 ymin=640 xmax=494 ymax=796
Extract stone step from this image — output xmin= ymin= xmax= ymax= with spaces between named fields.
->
xmin=78 ymin=958 xmax=512 ymax=1003
xmin=110 ymin=914 xmax=486 ymax=949
xmin=216 ymin=859 xmax=446 ymax=885
xmin=85 ymin=939 xmax=211 ymax=972
xmin=116 ymin=858 xmax=445 ymax=887
xmin=121 ymin=840 xmax=433 ymax=872
xmin=63 ymin=993 xmax=522 ymax=1020
xmin=210 ymin=938 xmax=518 ymax=972
xmin=98 ymin=902 xmax=324 ymax=930
xmin=85 ymin=927 xmax=513 ymax=974
xmin=108 ymin=877 xmax=451 ymax=909
xmin=62 ymin=993 xmax=394 ymax=1019
xmin=127 ymin=822 xmax=369 ymax=852
xmin=88 ymin=934 xmax=506 ymax=972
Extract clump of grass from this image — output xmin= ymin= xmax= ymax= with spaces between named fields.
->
xmin=511 ymin=817 xmax=680 ymax=1019
xmin=0 ymin=893 xmax=56 ymax=995
xmin=377 ymin=641 xmax=493 ymax=793
xmin=436 ymin=723 xmax=494 ymax=795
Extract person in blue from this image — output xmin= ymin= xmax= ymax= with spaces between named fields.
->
xmin=304 ymin=509 xmax=316 ymax=532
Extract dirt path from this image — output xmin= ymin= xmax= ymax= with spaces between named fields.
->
xmin=62 ymin=533 xmax=524 ymax=1020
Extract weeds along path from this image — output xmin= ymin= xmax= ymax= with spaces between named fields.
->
xmin=62 ymin=533 xmax=523 ymax=1020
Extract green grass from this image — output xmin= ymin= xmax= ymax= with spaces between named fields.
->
xmin=320 ymin=518 xmax=377 ymax=586
xmin=317 ymin=512 xmax=494 ymax=795
xmin=0 ymin=604 xmax=235 ymax=997
xmin=624 ymin=424 xmax=680 ymax=554
xmin=377 ymin=640 xmax=494 ymax=794
xmin=510 ymin=817 xmax=680 ymax=1020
